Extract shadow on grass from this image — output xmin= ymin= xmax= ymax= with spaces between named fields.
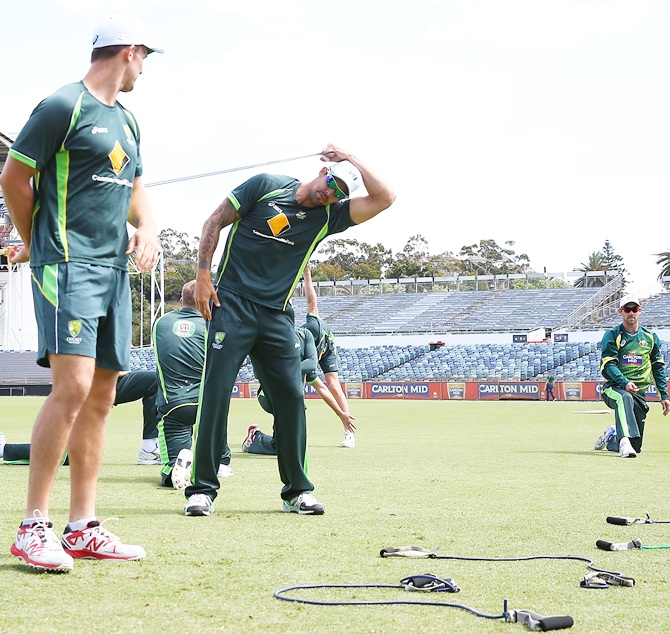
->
xmin=0 ymin=561 xmax=70 ymax=575
xmin=98 ymin=474 xmax=158 ymax=485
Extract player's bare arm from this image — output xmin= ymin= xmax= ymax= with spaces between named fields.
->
xmin=195 ymin=198 xmax=240 ymax=320
xmin=320 ymin=144 xmax=396 ymax=225
xmin=312 ymin=378 xmax=357 ymax=433
xmin=126 ymin=177 xmax=159 ymax=273
xmin=303 ymin=263 xmax=319 ymax=315
xmin=0 ymin=156 xmax=37 ymax=263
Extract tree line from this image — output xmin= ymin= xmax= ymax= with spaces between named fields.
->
xmin=129 ymin=230 xmax=629 ymax=344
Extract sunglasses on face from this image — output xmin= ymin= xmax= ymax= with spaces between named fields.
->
xmin=325 ymin=173 xmax=347 ymax=199
xmin=622 ymin=305 xmax=640 ymax=313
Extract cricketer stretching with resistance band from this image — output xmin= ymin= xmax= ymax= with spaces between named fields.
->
xmin=596 ymin=293 xmax=670 ymax=458
xmin=185 ymin=144 xmax=395 ymax=517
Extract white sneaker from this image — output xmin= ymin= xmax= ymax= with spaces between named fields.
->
xmin=242 ymin=425 xmax=259 ymax=452
xmin=11 ymin=511 xmax=74 ymax=572
xmin=594 ymin=425 xmax=616 ymax=450
xmin=217 ymin=463 xmax=233 ymax=478
xmin=281 ymin=492 xmax=325 ymax=515
xmin=61 ymin=518 xmax=146 ymax=561
xmin=340 ymin=431 xmax=355 ymax=448
xmin=171 ymin=448 xmax=193 ymax=490
xmin=185 ymin=494 xmax=214 ymax=516
xmin=138 ymin=446 xmax=161 ymax=465
xmin=0 ymin=432 xmax=5 ymax=459
xmin=619 ymin=436 xmax=637 ymax=458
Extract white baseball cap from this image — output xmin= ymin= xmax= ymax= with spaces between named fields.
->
xmin=619 ymin=293 xmax=640 ymax=308
xmin=92 ymin=14 xmax=164 ymax=54
xmin=328 ymin=160 xmax=363 ymax=197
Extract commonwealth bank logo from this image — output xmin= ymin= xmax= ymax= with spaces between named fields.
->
xmin=67 ymin=320 xmax=83 ymax=344
xmin=108 ymin=140 xmax=130 ymax=175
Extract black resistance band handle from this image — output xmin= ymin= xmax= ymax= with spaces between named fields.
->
xmin=606 ymin=516 xmax=631 ymax=526
xmin=537 ymin=615 xmax=575 ymax=631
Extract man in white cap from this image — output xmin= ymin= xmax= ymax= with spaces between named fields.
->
xmin=0 ymin=13 xmax=161 ymax=571
xmin=595 ymin=293 xmax=670 ymax=457
xmin=185 ymin=144 xmax=395 ymax=517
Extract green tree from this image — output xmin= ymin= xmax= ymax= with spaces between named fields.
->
xmin=574 ymin=251 xmax=606 ymax=287
xmin=458 ymin=239 xmax=530 ymax=276
xmin=130 ymin=229 xmax=199 ymax=346
xmin=574 ymin=241 xmax=626 ymax=288
xmin=601 ymin=239 xmax=627 ymax=284
xmin=386 ymin=235 xmax=433 ymax=278
xmin=655 ymin=250 xmax=670 ymax=289
xmin=316 ymin=238 xmax=392 ymax=279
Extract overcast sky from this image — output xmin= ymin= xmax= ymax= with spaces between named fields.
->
xmin=3 ymin=0 xmax=670 ymax=296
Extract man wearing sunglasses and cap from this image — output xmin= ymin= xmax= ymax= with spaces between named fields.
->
xmin=186 ymin=144 xmax=395 ymax=517
xmin=595 ymin=293 xmax=670 ymax=458
xmin=1 ymin=13 xmax=161 ymax=571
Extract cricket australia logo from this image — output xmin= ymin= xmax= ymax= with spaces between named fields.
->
xmin=212 ymin=331 xmax=226 ymax=350
xmin=67 ymin=320 xmax=83 ymax=344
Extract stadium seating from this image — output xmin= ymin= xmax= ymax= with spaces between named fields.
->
xmin=291 ymin=288 xmax=601 ymax=334
xmin=5 ymin=288 xmax=670 ymax=386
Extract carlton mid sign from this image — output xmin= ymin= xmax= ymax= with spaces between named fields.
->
xmin=478 ymin=382 xmax=540 ymax=400
xmin=367 ymin=382 xmax=440 ymax=399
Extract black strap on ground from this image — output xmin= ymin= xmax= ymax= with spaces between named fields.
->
xmin=380 ymin=545 xmax=635 ymax=589
xmin=607 ymin=514 xmax=670 ymax=525
xmin=274 ymin=584 xmax=573 ymax=631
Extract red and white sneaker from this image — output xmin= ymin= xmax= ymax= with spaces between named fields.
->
xmin=242 ymin=425 xmax=259 ymax=453
xmin=61 ymin=519 xmax=146 ymax=561
xmin=11 ymin=512 xmax=74 ymax=572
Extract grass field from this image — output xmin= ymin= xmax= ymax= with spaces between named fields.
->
xmin=1 ymin=396 xmax=669 ymax=633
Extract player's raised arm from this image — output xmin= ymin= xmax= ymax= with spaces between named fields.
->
xmin=303 ymin=263 xmax=320 ymax=316
xmin=321 ymin=144 xmax=395 ymax=225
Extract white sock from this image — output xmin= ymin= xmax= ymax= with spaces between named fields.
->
xmin=22 ymin=516 xmax=50 ymax=526
xmin=142 ymin=438 xmax=158 ymax=452
xmin=66 ymin=517 xmax=97 ymax=531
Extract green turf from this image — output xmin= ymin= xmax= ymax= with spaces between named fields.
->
xmin=1 ymin=397 xmax=669 ymax=633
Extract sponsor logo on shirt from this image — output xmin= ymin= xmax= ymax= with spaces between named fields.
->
xmin=108 ymin=140 xmax=130 ymax=176
xmin=173 ymin=320 xmax=196 ymax=338
xmin=123 ymin=124 xmax=136 ymax=146
xmin=266 ymin=202 xmax=291 ymax=237
xmin=91 ymin=127 xmax=108 ymax=134
xmin=67 ymin=320 xmax=83 ymax=344
xmin=622 ymin=353 xmax=643 ymax=366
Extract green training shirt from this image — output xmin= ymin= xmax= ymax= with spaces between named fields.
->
xmin=600 ymin=323 xmax=668 ymax=398
xmin=297 ymin=326 xmax=318 ymax=384
xmin=216 ymin=173 xmax=355 ymax=310
xmin=152 ymin=307 xmax=206 ymax=407
xmin=304 ymin=312 xmax=335 ymax=360
xmin=8 ymin=81 xmax=142 ymax=269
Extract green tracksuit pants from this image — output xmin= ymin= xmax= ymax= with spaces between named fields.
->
xmin=3 ymin=371 xmax=158 ymax=464
xmin=602 ymin=386 xmax=648 ymax=452
xmin=115 ymin=370 xmax=159 ymax=440
xmin=158 ymin=399 xmax=231 ymax=487
xmin=186 ymin=290 xmax=311 ymax=502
